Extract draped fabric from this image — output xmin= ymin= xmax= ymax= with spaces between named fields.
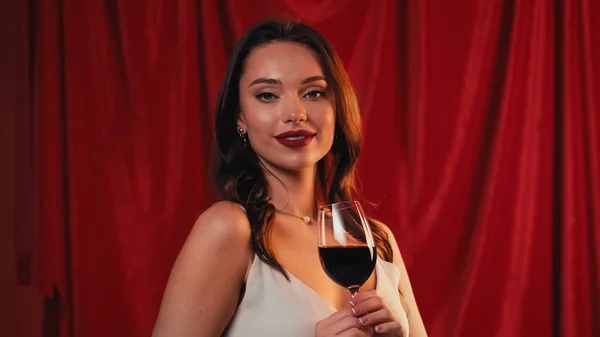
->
xmin=5 ymin=0 xmax=599 ymax=336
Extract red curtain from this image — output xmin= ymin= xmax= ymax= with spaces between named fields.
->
xmin=10 ymin=0 xmax=600 ymax=336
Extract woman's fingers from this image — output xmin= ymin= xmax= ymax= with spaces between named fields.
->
xmin=349 ymin=290 xmax=405 ymax=336
xmin=372 ymin=321 xmax=405 ymax=335
xmin=355 ymin=307 xmax=393 ymax=326
xmin=337 ymin=327 xmax=373 ymax=337
xmin=328 ymin=315 xmax=361 ymax=334
xmin=350 ymin=295 xmax=385 ymax=316
xmin=349 ymin=289 xmax=378 ymax=306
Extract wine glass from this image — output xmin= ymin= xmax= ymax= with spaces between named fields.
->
xmin=318 ymin=201 xmax=377 ymax=298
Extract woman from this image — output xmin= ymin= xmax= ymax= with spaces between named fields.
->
xmin=153 ymin=18 xmax=427 ymax=337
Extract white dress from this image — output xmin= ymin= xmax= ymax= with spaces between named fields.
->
xmin=222 ymin=253 xmax=410 ymax=336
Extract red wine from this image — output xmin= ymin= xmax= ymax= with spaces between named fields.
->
xmin=319 ymin=246 xmax=377 ymax=289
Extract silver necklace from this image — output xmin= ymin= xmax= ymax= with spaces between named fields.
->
xmin=275 ymin=209 xmax=312 ymax=223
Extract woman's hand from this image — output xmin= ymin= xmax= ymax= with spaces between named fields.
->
xmin=315 ymin=307 xmax=375 ymax=337
xmin=349 ymin=290 xmax=406 ymax=337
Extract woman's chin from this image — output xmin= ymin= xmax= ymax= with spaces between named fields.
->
xmin=265 ymin=158 xmax=317 ymax=173
xmin=257 ymin=151 xmax=327 ymax=173
xmin=279 ymin=161 xmax=317 ymax=172
xmin=281 ymin=153 xmax=329 ymax=170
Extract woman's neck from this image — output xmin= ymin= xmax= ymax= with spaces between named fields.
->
xmin=262 ymin=164 xmax=318 ymax=219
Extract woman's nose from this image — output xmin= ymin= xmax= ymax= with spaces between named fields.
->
xmin=282 ymin=96 xmax=307 ymax=124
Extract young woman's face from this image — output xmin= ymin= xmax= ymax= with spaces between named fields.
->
xmin=238 ymin=41 xmax=336 ymax=172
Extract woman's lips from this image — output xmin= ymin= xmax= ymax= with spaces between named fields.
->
xmin=274 ymin=130 xmax=316 ymax=148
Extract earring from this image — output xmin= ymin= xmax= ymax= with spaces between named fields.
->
xmin=238 ymin=127 xmax=247 ymax=147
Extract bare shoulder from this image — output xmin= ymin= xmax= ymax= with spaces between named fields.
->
xmin=178 ymin=200 xmax=251 ymax=272
xmin=188 ymin=200 xmax=250 ymax=243
xmin=153 ymin=200 xmax=251 ymax=336
xmin=371 ymin=219 xmax=405 ymax=266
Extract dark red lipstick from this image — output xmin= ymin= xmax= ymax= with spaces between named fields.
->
xmin=274 ymin=129 xmax=316 ymax=148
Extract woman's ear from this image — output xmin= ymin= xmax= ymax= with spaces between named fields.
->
xmin=237 ymin=114 xmax=247 ymax=132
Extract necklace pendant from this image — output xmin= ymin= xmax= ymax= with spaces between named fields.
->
xmin=302 ymin=216 xmax=311 ymax=223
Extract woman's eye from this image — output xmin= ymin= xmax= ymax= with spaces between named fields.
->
xmin=256 ymin=92 xmax=277 ymax=102
xmin=305 ymin=90 xmax=325 ymax=99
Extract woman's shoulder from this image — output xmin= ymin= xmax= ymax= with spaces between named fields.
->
xmin=201 ymin=200 xmax=248 ymax=218
xmin=369 ymin=218 xmax=405 ymax=265
xmin=189 ymin=200 xmax=251 ymax=244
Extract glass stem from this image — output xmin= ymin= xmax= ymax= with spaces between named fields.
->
xmin=348 ymin=286 xmax=360 ymax=298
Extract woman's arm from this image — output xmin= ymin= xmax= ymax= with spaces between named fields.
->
xmin=153 ymin=201 xmax=252 ymax=336
xmin=383 ymin=224 xmax=428 ymax=337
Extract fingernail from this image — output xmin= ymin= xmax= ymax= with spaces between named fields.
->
xmin=375 ymin=325 xmax=381 ymax=332
xmin=351 ymin=307 xmax=359 ymax=314
xmin=349 ymin=300 xmax=355 ymax=306
xmin=359 ymin=317 xmax=366 ymax=324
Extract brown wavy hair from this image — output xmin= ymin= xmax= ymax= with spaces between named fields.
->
xmin=213 ymin=18 xmax=393 ymax=279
